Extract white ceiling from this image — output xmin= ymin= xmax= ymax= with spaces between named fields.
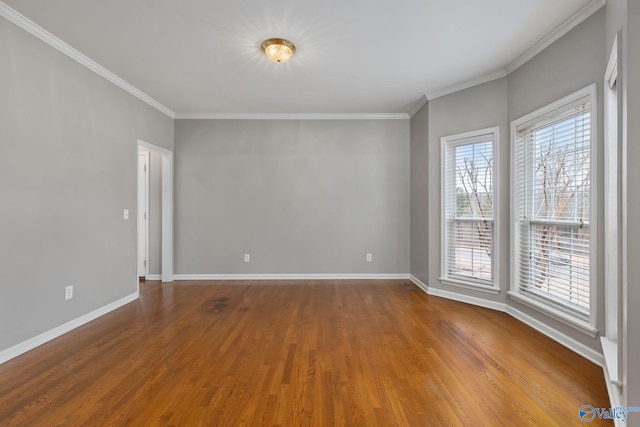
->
xmin=2 ymin=0 xmax=597 ymax=116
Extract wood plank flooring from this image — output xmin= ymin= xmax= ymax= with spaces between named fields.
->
xmin=0 ymin=280 xmax=611 ymax=426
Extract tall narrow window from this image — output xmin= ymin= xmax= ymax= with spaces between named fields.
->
xmin=441 ymin=127 xmax=499 ymax=291
xmin=511 ymin=85 xmax=597 ymax=334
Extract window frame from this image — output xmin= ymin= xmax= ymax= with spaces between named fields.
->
xmin=509 ymin=84 xmax=598 ymax=337
xmin=440 ymin=126 xmax=500 ymax=293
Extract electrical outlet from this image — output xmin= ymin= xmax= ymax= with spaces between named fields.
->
xmin=244 ymin=254 xmax=250 ymax=263
xmin=366 ymin=253 xmax=372 ymax=262
xmin=65 ymin=285 xmax=73 ymax=300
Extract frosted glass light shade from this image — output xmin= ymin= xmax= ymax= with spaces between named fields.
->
xmin=261 ymin=38 xmax=296 ymax=63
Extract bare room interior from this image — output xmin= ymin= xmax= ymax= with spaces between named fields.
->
xmin=1 ymin=0 xmax=638 ymax=425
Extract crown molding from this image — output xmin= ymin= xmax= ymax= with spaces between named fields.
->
xmin=0 ymin=1 xmax=176 ymax=119
xmin=1 ymin=0 xmax=606 ymax=120
xmin=408 ymin=95 xmax=428 ymax=118
xmin=425 ymin=0 xmax=606 ymax=101
xmin=505 ymin=0 xmax=607 ymax=74
xmin=426 ymin=69 xmax=507 ymax=101
xmin=174 ymin=112 xmax=409 ymax=120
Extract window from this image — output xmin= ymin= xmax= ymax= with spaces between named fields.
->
xmin=511 ymin=85 xmax=597 ymax=334
xmin=441 ymin=127 xmax=499 ymax=291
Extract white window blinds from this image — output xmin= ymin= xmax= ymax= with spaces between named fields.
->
xmin=513 ymin=97 xmax=592 ymax=320
xmin=442 ymin=130 xmax=496 ymax=287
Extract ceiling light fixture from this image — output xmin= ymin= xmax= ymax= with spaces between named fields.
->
xmin=261 ymin=38 xmax=296 ymax=63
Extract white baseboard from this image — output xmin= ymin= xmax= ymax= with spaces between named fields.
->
xmin=0 ymin=292 xmax=139 ymax=365
xmin=146 ymin=274 xmax=162 ymax=280
xmin=173 ymin=274 xmax=411 ymax=281
xmin=409 ymin=275 xmax=429 ymax=293
xmin=427 ymin=286 xmax=507 ymax=312
xmin=408 ymin=277 xmax=604 ymax=368
xmin=506 ymin=305 xmax=604 ymax=366
xmin=409 ymin=276 xmax=505 ymax=312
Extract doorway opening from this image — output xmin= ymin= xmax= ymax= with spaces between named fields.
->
xmin=137 ymin=140 xmax=173 ymax=291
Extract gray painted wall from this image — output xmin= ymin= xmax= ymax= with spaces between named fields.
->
xmin=507 ymin=10 xmax=605 ymax=352
xmin=425 ymin=77 xmax=509 ymax=304
xmin=174 ymin=119 xmax=410 ymax=275
xmin=148 ymin=150 xmax=162 ymax=275
xmin=0 ymin=18 xmax=174 ymax=351
xmin=410 ymin=103 xmax=429 ymax=284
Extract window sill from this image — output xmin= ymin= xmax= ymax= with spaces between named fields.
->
xmin=508 ymin=291 xmax=598 ymax=338
xmin=439 ymin=277 xmax=500 ymax=294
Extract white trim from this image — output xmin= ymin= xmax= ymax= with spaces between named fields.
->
xmin=505 ymin=0 xmax=607 ymax=73
xmin=603 ymin=32 xmax=623 ymax=386
xmin=409 ymin=275 xmax=429 ymax=293
xmin=439 ymin=277 xmax=500 ymax=294
xmin=511 ymin=84 xmax=596 ymax=128
xmin=600 ymin=337 xmax=622 ymax=386
xmin=510 ymin=84 xmax=598 ymax=336
xmin=174 ymin=113 xmax=409 ymax=120
xmin=408 ymin=95 xmax=428 ymax=118
xmin=426 ymin=69 xmax=507 ymax=100
xmin=0 ymin=292 xmax=139 ymax=365
xmin=508 ymin=291 xmax=599 ymax=337
xmin=605 ymin=36 xmax=618 ymax=89
xmin=0 ymin=0 xmax=605 ymax=120
xmin=138 ymin=151 xmax=150 ymax=279
xmin=388 ymin=0 xmax=604 ymax=105
xmin=441 ymin=126 xmax=500 ymax=292
xmin=0 ymin=2 xmax=175 ymax=119
xmin=173 ymin=274 xmax=410 ymax=281
xmin=425 ymin=0 xmax=605 ymax=102
xmin=161 ymin=153 xmax=174 ymax=282
xmin=425 ymin=286 xmax=507 ymax=312
xmin=138 ymin=140 xmax=173 ymax=156
xmin=144 ymin=153 xmax=150 ymax=278
xmin=602 ymin=362 xmax=624 ymax=427
xmin=137 ymin=140 xmax=173 ymax=283
xmin=146 ymin=274 xmax=162 ymax=281
xmin=506 ymin=305 xmax=604 ymax=366
xmin=440 ymin=127 xmax=500 ymax=146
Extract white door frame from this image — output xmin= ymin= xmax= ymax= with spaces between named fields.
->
xmin=137 ymin=140 xmax=174 ymax=286
xmin=138 ymin=151 xmax=150 ymax=278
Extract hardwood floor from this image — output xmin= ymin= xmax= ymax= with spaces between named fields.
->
xmin=0 ymin=280 xmax=611 ymax=426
